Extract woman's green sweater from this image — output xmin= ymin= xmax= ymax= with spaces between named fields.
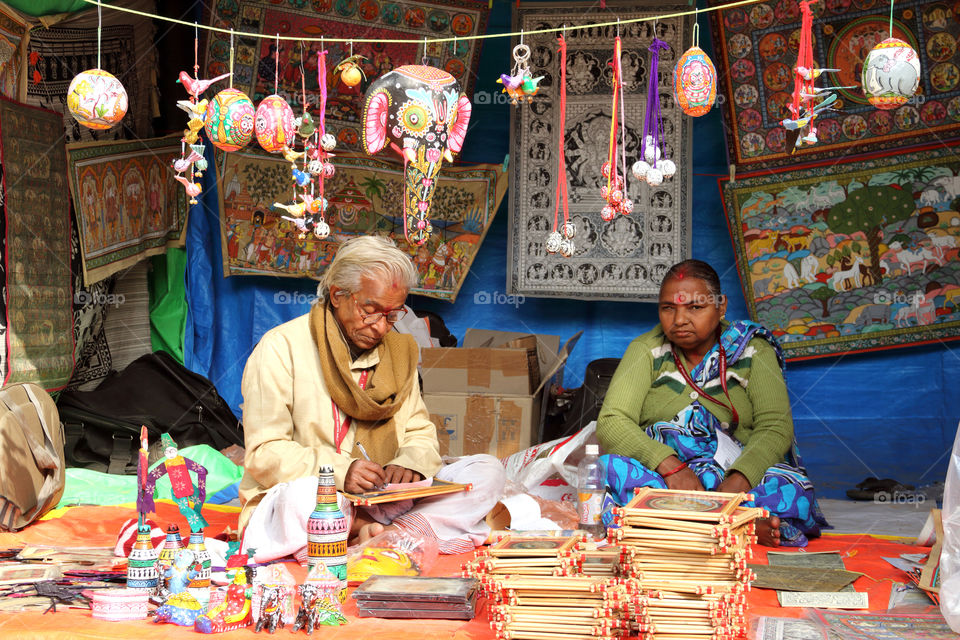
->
xmin=596 ymin=323 xmax=794 ymax=487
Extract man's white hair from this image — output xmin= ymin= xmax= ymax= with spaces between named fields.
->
xmin=315 ymin=235 xmax=418 ymax=302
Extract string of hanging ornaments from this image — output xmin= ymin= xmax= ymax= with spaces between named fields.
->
xmin=67 ymin=0 xmax=915 ymax=248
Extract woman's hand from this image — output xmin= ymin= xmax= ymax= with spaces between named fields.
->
xmin=717 ymin=470 xmax=752 ymax=494
xmin=657 ymin=456 xmax=704 ymax=491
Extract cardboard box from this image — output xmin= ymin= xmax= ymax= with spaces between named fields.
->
xmin=422 ymin=330 xmax=581 ymax=458
xmin=426 ymin=392 xmax=540 ymax=458
xmin=420 ymin=345 xmax=538 ymax=395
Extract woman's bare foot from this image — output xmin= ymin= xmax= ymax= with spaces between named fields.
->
xmin=756 ymin=515 xmax=781 ymax=547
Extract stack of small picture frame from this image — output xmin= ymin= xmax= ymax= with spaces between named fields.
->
xmin=466 ymin=534 xmax=632 ymax=639
xmin=613 ymin=488 xmax=764 ymax=639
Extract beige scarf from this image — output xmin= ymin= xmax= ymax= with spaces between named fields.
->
xmin=309 ymin=303 xmax=417 ymax=466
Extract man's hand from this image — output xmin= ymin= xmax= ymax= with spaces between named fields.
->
xmin=383 ymin=464 xmax=423 ymax=485
xmin=345 ymin=459 xmax=386 ymax=494
xmin=657 ymin=455 xmax=704 ymax=492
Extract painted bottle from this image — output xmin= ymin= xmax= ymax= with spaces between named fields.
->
xmin=307 ymin=465 xmax=348 ymax=599
xmin=157 ymin=523 xmax=185 ymax=586
xmin=186 ymin=529 xmax=212 ymax=610
xmin=126 ymin=523 xmax=159 ymax=589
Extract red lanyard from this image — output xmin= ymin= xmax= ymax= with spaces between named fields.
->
xmin=332 ymin=369 xmax=370 ymax=453
xmin=672 ymin=339 xmax=740 ymax=429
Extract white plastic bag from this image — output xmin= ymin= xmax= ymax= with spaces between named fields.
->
xmin=500 ymin=422 xmax=596 ymax=501
xmin=939 ymin=421 xmax=960 ymax=630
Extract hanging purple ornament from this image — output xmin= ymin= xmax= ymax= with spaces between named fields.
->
xmin=641 ymin=38 xmax=675 ymax=188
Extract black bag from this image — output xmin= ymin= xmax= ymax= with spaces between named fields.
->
xmin=56 ymin=351 xmax=243 ymax=474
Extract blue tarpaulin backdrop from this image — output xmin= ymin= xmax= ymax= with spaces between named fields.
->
xmin=183 ymin=2 xmax=959 ymax=500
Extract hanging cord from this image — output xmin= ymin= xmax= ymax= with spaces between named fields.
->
xmin=790 ymin=0 xmax=815 ymax=120
xmin=617 ymin=33 xmax=628 ymax=191
xmin=96 ymin=1 xmax=101 ymax=69
xmin=552 ymin=31 xmax=569 ymax=235
xmin=77 ymin=0 xmax=773 ymax=45
xmin=318 ymin=37 xmax=327 ymax=138
xmin=229 ymin=29 xmax=234 ymax=88
xmin=605 ymin=36 xmax=622 ymax=196
xmin=642 ymin=37 xmax=669 ymax=169
xmin=193 ymin=22 xmax=199 ymax=81
xmin=274 ymin=33 xmax=280 ymax=95
xmin=889 ymin=0 xmax=895 ymax=38
xmin=693 ymin=4 xmax=700 ymax=48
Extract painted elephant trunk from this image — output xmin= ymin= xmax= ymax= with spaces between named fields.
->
xmin=362 ymin=65 xmax=472 ymax=245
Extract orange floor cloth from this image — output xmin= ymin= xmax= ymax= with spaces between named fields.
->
xmin=0 ymin=505 xmax=940 ymax=639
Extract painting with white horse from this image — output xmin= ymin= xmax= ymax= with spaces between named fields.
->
xmin=722 ymin=143 xmax=960 ymax=360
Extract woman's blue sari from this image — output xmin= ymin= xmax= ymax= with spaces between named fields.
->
xmin=600 ymin=320 xmax=828 ymax=547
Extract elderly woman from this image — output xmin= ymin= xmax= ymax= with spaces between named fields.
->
xmin=597 ymin=260 xmax=826 ymax=547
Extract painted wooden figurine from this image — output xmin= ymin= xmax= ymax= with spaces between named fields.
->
xmin=194 ymin=566 xmax=253 ymax=633
xmin=143 ymin=433 xmax=209 ymax=532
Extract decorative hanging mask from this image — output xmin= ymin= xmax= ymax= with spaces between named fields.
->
xmin=361 ymin=65 xmax=471 ymax=245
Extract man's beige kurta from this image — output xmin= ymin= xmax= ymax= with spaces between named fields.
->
xmin=238 ymin=312 xmax=442 ymax=530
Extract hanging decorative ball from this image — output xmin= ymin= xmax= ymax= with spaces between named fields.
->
xmin=559 ymin=238 xmax=575 ymax=257
xmin=320 ymin=133 xmax=337 ymax=151
xmin=644 ymin=145 xmax=661 ymax=164
xmin=322 ymin=162 xmax=336 ymax=178
xmin=341 ymin=65 xmax=363 ymax=88
xmin=308 ymin=159 xmax=323 ymax=175
xmin=204 ymin=88 xmax=255 ymax=152
xmin=600 ymin=204 xmax=617 ymax=222
xmin=646 ymin=167 xmax=664 ymax=186
xmin=600 ymin=162 xmax=613 ymax=178
xmin=545 ymin=231 xmax=563 ymax=253
xmin=313 ymin=220 xmax=331 ymax=239
xmin=599 ymin=185 xmax=610 ymax=199
xmin=632 ymin=160 xmax=650 ymax=180
xmin=255 ymin=94 xmax=296 ymax=154
xmin=67 ymin=69 xmax=128 ymax=130
xmin=561 ymin=221 xmax=576 ymax=238
xmin=659 ymin=159 xmax=677 ymax=179
xmin=673 ymin=46 xmax=717 ymax=117
xmin=861 ymin=37 xmax=921 ymax=110
xmin=621 ymin=199 xmax=634 ymax=215
xmin=610 ymin=189 xmax=624 ymax=204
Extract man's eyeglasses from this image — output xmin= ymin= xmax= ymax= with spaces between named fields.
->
xmin=350 ymin=293 xmax=407 ymax=325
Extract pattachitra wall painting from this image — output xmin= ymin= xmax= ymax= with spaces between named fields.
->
xmin=721 ymin=142 xmax=960 ymax=361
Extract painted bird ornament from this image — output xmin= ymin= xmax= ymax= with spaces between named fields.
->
xmin=177 ymin=71 xmax=232 ymax=99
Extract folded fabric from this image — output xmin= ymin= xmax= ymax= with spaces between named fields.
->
xmin=57 ymin=445 xmax=243 ymax=508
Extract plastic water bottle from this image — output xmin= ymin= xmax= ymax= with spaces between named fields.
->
xmin=577 ymin=444 xmax=606 ymax=539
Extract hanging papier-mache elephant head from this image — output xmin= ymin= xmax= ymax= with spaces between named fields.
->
xmin=361 ymin=65 xmax=471 ymax=245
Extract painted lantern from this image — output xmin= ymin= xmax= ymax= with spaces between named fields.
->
xmin=861 ymin=37 xmax=920 ymax=110
xmin=361 ymin=65 xmax=471 ymax=245
xmin=673 ymin=46 xmax=717 ymax=117
xmin=67 ymin=69 xmax=128 ymax=130
xmin=255 ymin=94 xmax=295 ymax=154
xmin=205 ymin=88 xmax=255 ymax=152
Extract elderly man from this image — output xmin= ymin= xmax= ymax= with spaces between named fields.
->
xmin=240 ymin=236 xmax=505 ymax=562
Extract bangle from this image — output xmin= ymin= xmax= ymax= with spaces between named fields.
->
xmin=660 ymin=461 xmax=688 ymax=478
